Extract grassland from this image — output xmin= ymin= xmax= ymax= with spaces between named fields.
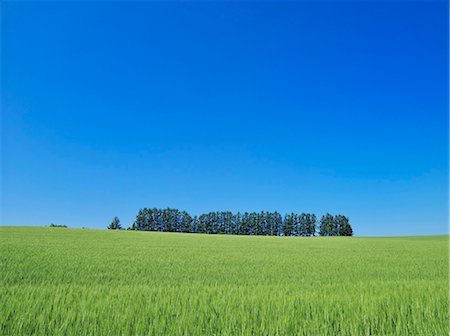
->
xmin=0 ymin=226 xmax=448 ymax=335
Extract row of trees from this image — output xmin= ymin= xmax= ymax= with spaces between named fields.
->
xmin=109 ymin=208 xmax=353 ymax=236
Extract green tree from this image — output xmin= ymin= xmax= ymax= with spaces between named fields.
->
xmin=308 ymin=214 xmax=317 ymax=236
xmin=180 ymin=211 xmax=193 ymax=233
xmin=297 ymin=213 xmax=308 ymax=236
xmin=335 ymin=215 xmax=353 ymax=236
xmin=242 ymin=212 xmax=252 ymax=235
xmin=273 ymin=212 xmax=283 ymax=236
xmin=283 ymin=213 xmax=295 ymax=236
xmin=319 ymin=213 xmax=336 ymax=236
xmin=232 ymin=212 xmax=242 ymax=235
xmin=108 ymin=216 xmax=122 ymax=230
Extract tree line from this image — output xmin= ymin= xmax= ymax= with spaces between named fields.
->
xmin=49 ymin=223 xmax=68 ymax=228
xmin=108 ymin=208 xmax=353 ymax=236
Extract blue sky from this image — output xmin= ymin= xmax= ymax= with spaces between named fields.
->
xmin=2 ymin=1 xmax=448 ymax=235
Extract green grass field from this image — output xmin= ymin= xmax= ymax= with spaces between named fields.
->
xmin=1 ymin=226 xmax=448 ymax=335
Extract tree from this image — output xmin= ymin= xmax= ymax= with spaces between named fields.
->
xmin=240 ymin=212 xmax=250 ymax=235
xmin=221 ymin=211 xmax=233 ymax=235
xmin=205 ymin=212 xmax=219 ymax=234
xmin=307 ymin=214 xmax=317 ymax=236
xmin=131 ymin=209 xmax=143 ymax=230
xmin=297 ymin=213 xmax=308 ymax=236
xmin=142 ymin=208 xmax=151 ymax=230
xmin=319 ymin=213 xmax=337 ymax=236
xmin=249 ymin=212 xmax=259 ymax=235
xmin=257 ymin=211 xmax=267 ymax=236
xmin=180 ymin=211 xmax=193 ymax=233
xmin=191 ymin=216 xmax=199 ymax=233
xmin=108 ymin=216 xmax=122 ymax=230
xmin=154 ymin=208 xmax=163 ymax=231
xmin=217 ymin=212 xmax=226 ymax=234
xmin=273 ymin=212 xmax=283 ymax=236
xmin=283 ymin=213 xmax=295 ymax=236
xmin=162 ymin=208 xmax=178 ymax=232
xmin=198 ymin=214 xmax=208 ymax=234
xmin=335 ymin=215 xmax=353 ymax=236
xmin=298 ymin=213 xmax=316 ymax=236
xmin=232 ymin=212 xmax=242 ymax=235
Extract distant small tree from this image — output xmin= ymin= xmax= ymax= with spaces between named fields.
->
xmin=108 ymin=216 xmax=122 ymax=230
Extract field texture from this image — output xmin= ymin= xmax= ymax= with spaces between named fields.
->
xmin=0 ymin=227 xmax=448 ymax=335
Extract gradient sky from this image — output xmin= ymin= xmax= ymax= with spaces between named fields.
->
xmin=2 ymin=1 xmax=448 ymax=236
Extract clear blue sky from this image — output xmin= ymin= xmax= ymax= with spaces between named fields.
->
xmin=2 ymin=1 xmax=448 ymax=236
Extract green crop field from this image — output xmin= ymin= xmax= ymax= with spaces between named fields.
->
xmin=0 ymin=226 xmax=448 ymax=335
